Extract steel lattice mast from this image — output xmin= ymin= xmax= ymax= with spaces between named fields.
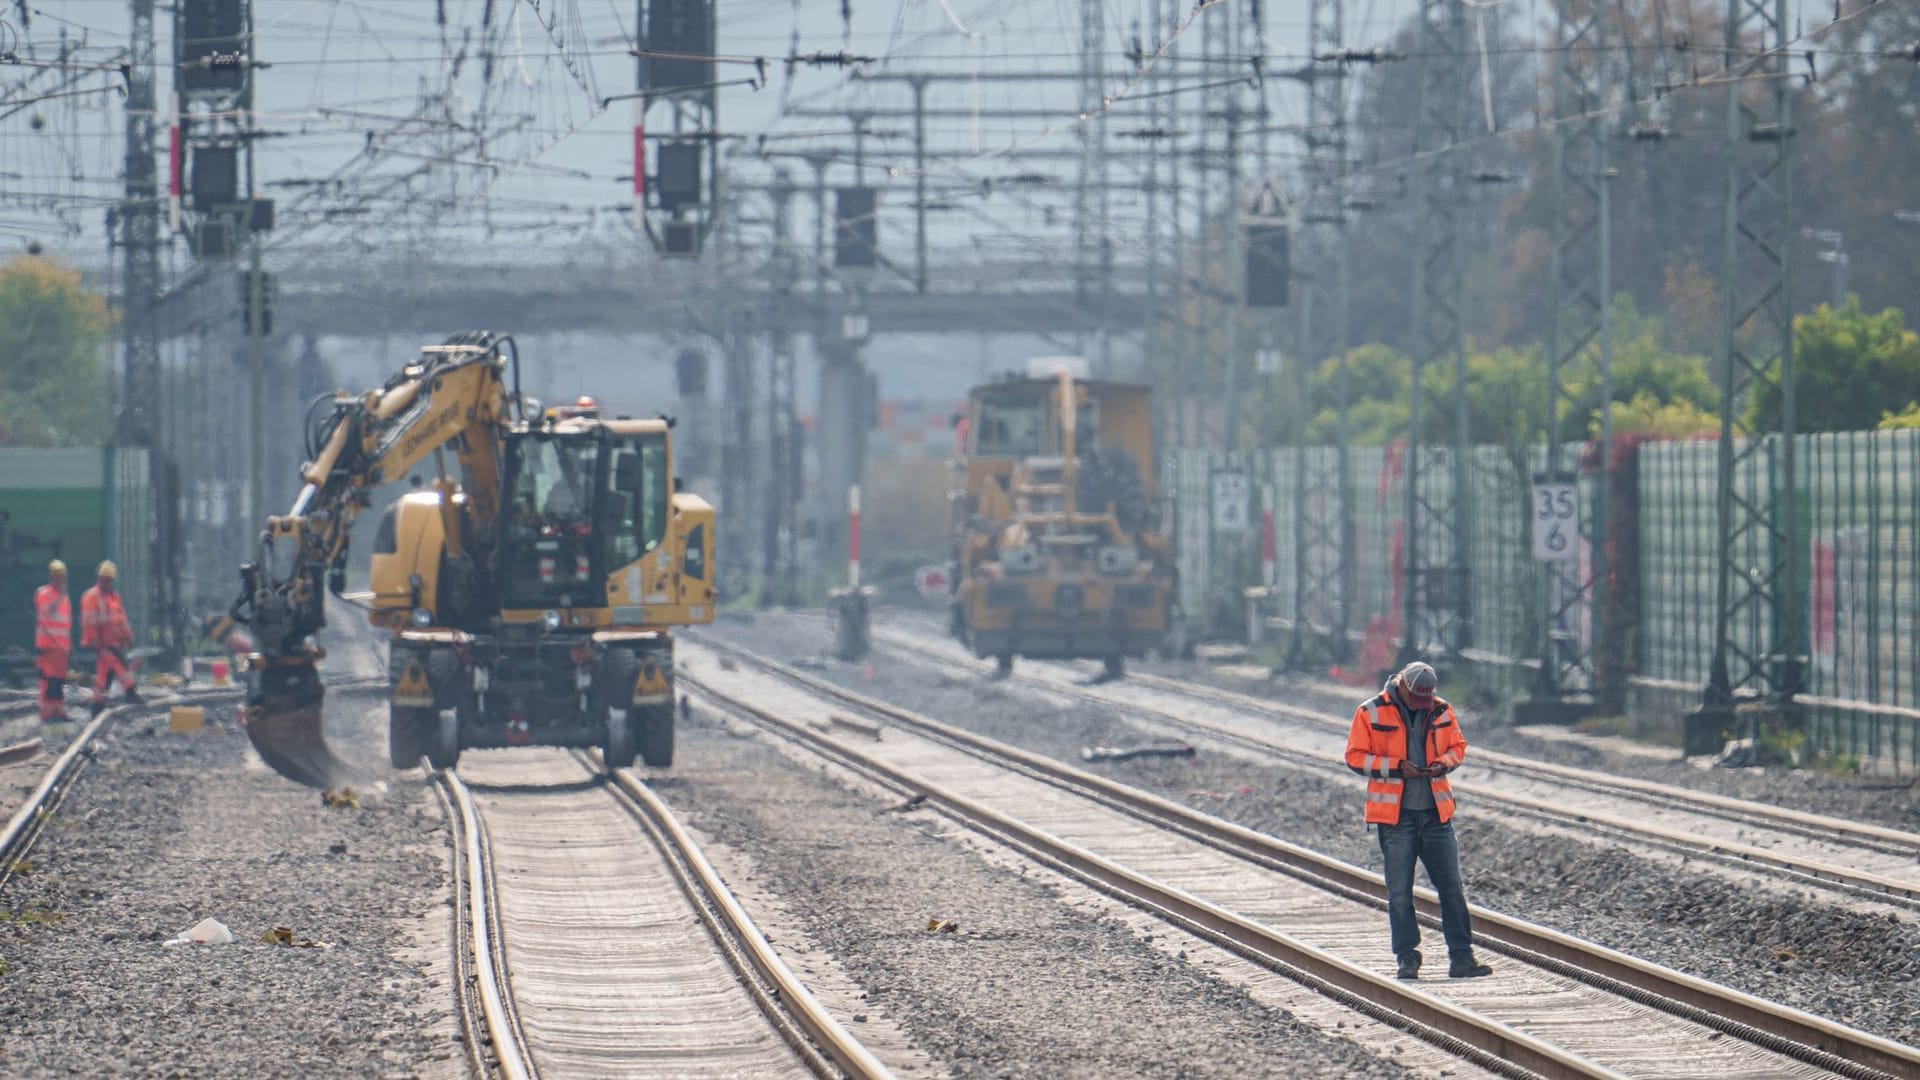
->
xmin=1703 ymin=0 xmax=1801 ymax=708
xmin=1535 ymin=0 xmax=1612 ymax=704
xmin=1074 ymin=0 xmax=1112 ymax=366
xmin=119 ymin=0 xmax=170 ymax=650
xmin=1287 ymin=0 xmax=1354 ymax=670
xmin=1400 ymin=0 xmax=1473 ymax=662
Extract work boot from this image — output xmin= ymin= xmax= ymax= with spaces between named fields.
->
xmin=90 ymin=699 xmax=107 ymax=718
xmin=1395 ymin=950 xmax=1421 ymax=980
xmin=1448 ymin=952 xmax=1492 ymax=978
xmin=123 ymin=687 xmax=145 ymax=704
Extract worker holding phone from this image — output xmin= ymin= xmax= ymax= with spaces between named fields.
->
xmin=1344 ymin=661 xmax=1492 ymax=981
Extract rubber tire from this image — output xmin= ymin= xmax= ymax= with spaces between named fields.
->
xmin=428 ymin=708 xmax=461 ymax=770
xmin=603 ymin=708 xmax=636 ymax=771
xmin=637 ymin=704 xmax=674 ymax=768
xmin=425 ymin=647 xmax=465 ymax=710
xmin=388 ymin=706 xmax=430 ymax=769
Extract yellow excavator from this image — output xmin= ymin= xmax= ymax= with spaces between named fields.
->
xmin=231 ymin=331 xmax=715 ymax=788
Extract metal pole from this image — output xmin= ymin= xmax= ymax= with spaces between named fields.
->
xmin=1223 ymin=123 xmax=1243 ymax=450
xmin=1704 ymin=0 xmax=1798 ymax=715
xmin=122 ymin=0 xmax=165 ymax=648
xmin=1401 ymin=0 xmax=1470 ymax=664
xmin=912 ymin=77 xmax=928 ymax=293
xmin=1594 ymin=137 xmax=1616 ymax=708
xmin=246 ymin=140 xmax=265 ymax=533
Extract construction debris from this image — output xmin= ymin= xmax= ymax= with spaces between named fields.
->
xmin=1080 ymin=743 xmax=1196 ymax=764
xmin=163 ymin=917 xmax=233 ymax=946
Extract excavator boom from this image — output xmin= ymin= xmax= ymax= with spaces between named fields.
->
xmin=231 ymin=332 xmax=518 ymax=788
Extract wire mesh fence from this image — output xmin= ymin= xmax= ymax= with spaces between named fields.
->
xmin=1169 ymin=429 xmax=1920 ymax=775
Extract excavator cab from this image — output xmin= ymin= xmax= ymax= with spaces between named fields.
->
xmin=497 ymin=428 xmax=670 ymax=608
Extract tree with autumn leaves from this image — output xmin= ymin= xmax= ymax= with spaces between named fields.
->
xmin=0 ymin=255 xmax=113 ymax=448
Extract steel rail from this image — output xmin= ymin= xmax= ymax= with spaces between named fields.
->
xmin=435 ymin=767 xmax=539 ymax=1080
xmin=874 ymin=628 xmax=1920 ymax=906
xmin=702 ymin=637 xmax=1920 ymax=1080
xmin=0 ymin=682 xmax=242 ymax=894
xmin=682 ymin=668 xmax=1623 ymax=1080
xmin=0 ymin=705 xmax=124 ymax=894
xmin=0 ymin=672 xmax=380 ymax=897
xmin=1109 ymin=658 xmax=1920 ymax=854
xmin=593 ymin=753 xmax=897 ymax=1080
xmin=426 ymin=770 xmax=499 ymax=1080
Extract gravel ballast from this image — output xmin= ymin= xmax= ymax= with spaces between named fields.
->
xmin=706 ymin=610 xmax=1920 ymax=1050
xmin=0 ymin=678 xmax=458 ymax=1078
xmin=662 ymin=714 xmax=1419 ymax=1079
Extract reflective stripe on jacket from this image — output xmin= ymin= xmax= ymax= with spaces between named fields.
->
xmin=1343 ymin=690 xmax=1468 ymax=825
xmin=34 ymin=584 xmax=72 ymax=652
xmin=80 ymin=586 xmax=132 ymax=650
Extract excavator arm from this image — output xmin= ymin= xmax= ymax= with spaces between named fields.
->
xmin=231 ymin=332 xmax=520 ymax=788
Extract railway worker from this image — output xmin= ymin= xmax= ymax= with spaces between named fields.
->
xmin=33 ymin=559 xmax=73 ymax=723
xmin=80 ymin=560 xmax=142 ymax=715
xmin=1344 ymin=661 xmax=1492 ymax=980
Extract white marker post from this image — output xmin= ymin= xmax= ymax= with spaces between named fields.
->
xmin=833 ymin=483 xmax=871 ymax=661
xmin=848 ymin=483 xmax=862 ymax=589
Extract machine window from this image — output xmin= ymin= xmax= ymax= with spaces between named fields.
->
xmin=502 ymin=436 xmax=602 ymax=601
xmin=372 ymin=505 xmax=399 ymax=555
xmin=973 ymin=392 xmax=1100 ymax=456
xmin=604 ymin=435 xmax=670 ymax=567
xmin=975 ymin=396 xmax=1046 ymax=456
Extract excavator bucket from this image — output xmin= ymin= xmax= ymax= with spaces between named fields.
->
xmin=242 ymin=660 xmax=354 ymax=789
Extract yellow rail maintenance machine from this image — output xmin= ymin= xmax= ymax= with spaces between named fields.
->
xmin=231 ymin=331 xmax=715 ymax=787
xmin=949 ymin=357 xmax=1172 ymax=679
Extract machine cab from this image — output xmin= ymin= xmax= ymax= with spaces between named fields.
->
xmin=499 ymin=421 xmax=670 ymax=612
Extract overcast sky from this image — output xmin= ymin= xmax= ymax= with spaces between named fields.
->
xmin=2 ymin=0 xmax=1449 ymax=275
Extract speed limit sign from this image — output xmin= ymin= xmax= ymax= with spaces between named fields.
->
xmin=1531 ymin=483 xmax=1579 ymax=562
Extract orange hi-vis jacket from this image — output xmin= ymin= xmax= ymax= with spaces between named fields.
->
xmin=34 ymin=584 xmax=72 ymax=652
xmin=1344 ymin=688 xmax=1468 ymax=825
xmin=80 ymin=586 xmax=132 ymax=651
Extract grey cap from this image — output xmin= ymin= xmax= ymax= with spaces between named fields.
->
xmin=1398 ymin=662 xmax=1438 ymax=695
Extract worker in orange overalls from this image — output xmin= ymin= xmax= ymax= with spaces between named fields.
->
xmin=81 ymin=560 xmax=142 ymax=715
xmin=33 ymin=559 xmax=73 ymax=723
xmin=1344 ymin=661 xmax=1491 ymax=981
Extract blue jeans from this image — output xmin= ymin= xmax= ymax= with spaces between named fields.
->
xmin=1377 ymin=807 xmax=1474 ymax=959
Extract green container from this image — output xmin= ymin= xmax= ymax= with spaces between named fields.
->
xmin=0 ymin=447 xmax=151 ymax=671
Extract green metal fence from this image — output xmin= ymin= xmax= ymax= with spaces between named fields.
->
xmin=1232 ymin=442 xmax=1559 ymax=692
xmin=0 ymin=447 xmax=153 ymax=674
xmin=1171 ymin=430 xmax=1920 ymax=774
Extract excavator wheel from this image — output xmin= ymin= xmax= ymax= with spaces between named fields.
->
xmin=428 ymin=709 xmax=462 ymax=770
xmin=388 ymin=706 xmax=431 ymax=769
xmin=603 ymin=709 xmax=636 ymax=771
xmin=598 ymin=649 xmax=640 ymax=771
xmin=637 ymin=704 xmax=674 ymax=768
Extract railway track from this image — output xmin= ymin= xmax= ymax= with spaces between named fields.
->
xmin=0 ymin=682 xmax=264 ymax=897
xmin=873 ymin=624 xmax=1920 ymax=911
xmin=428 ymin=747 xmax=892 ymax=1080
xmin=687 ymin=634 xmax=1920 ymax=1080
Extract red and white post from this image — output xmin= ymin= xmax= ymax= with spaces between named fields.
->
xmin=631 ymin=98 xmax=646 ymax=229
xmin=834 ymin=483 xmax=871 ymax=661
xmin=167 ymin=93 xmax=182 ymax=233
xmin=847 ymin=483 xmax=862 ymax=589
xmin=1260 ymin=485 xmax=1276 ymax=589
